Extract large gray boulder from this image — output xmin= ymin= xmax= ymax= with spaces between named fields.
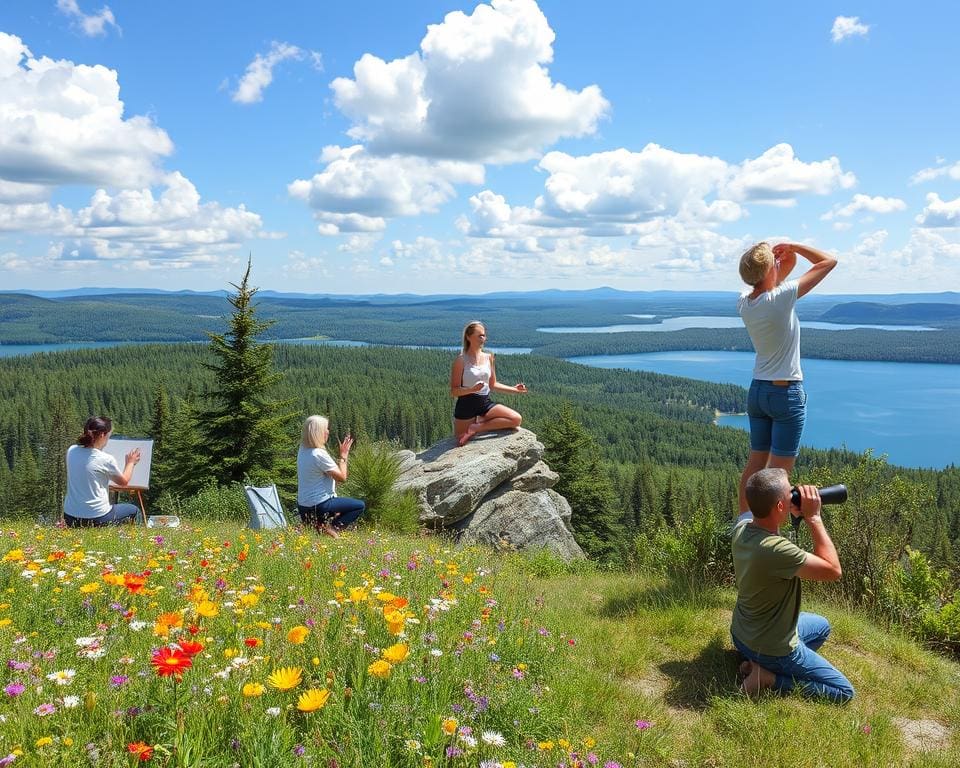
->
xmin=394 ymin=428 xmax=584 ymax=560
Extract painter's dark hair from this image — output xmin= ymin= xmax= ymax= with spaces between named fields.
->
xmin=78 ymin=416 xmax=112 ymax=448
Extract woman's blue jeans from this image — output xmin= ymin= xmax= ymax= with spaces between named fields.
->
xmin=747 ymin=379 xmax=806 ymax=458
xmin=733 ymin=612 xmax=855 ymax=703
xmin=297 ymin=496 xmax=365 ymax=530
xmin=64 ymin=503 xmax=141 ymax=527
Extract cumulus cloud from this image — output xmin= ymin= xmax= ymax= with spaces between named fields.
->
xmin=831 ymin=16 xmax=869 ymax=43
xmin=57 ymin=0 xmax=120 ymax=37
xmin=724 ymin=144 xmax=856 ymax=205
xmin=459 ymin=143 xmax=854 ymax=240
xmin=232 ymin=41 xmax=322 ymax=104
xmin=288 ymin=145 xmax=483 ymax=234
xmin=915 ymin=193 xmax=960 ymax=227
xmin=0 ymin=33 xmax=172 ymax=192
xmin=330 ymin=0 xmax=608 ymax=162
xmin=910 ymin=160 xmax=960 ymax=185
xmin=821 ymin=193 xmax=906 ymax=220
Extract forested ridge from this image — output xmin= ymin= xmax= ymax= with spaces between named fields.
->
xmin=1 ymin=342 xmax=957 ymax=563
xmin=2 ymin=291 xmax=960 ymax=363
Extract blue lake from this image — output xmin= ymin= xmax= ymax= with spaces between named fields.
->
xmin=570 ymin=351 xmax=960 ymax=469
xmin=539 ymin=315 xmax=937 ymax=333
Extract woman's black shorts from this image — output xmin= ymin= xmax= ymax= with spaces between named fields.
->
xmin=454 ymin=394 xmax=495 ymax=420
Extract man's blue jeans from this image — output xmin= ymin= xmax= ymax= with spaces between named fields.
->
xmin=733 ymin=612 xmax=855 ymax=703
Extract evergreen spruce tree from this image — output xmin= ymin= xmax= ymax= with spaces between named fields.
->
xmin=629 ymin=454 xmax=661 ymax=531
xmin=541 ymin=402 xmax=623 ymax=562
xmin=149 ymin=386 xmax=171 ymax=498
xmin=39 ymin=391 xmax=76 ymax=522
xmin=162 ymin=398 xmax=211 ymax=498
xmin=197 ymin=260 xmax=297 ymax=487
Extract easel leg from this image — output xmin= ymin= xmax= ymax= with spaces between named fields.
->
xmin=136 ymin=490 xmax=147 ymax=526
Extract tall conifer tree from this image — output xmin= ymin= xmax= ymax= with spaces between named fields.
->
xmin=197 ymin=260 xmax=297 ymax=486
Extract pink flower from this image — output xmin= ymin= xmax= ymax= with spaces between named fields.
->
xmin=3 ymin=683 xmax=25 ymax=697
xmin=635 ymin=719 xmax=653 ymax=731
xmin=33 ymin=703 xmax=56 ymax=716
xmin=862 ymin=724 xmax=872 ymax=734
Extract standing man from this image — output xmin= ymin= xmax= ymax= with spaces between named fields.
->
xmin=731 ymin=468 xmax=854 ymax=703
xmin=736 ymin=242 xmax=837 ymax=520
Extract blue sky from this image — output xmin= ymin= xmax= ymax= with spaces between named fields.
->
xmin=1 ymin=0 xmax=958 ymax=294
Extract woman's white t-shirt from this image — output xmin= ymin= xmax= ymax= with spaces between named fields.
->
xmin=64 ymin=445 xmax=122 ymax=518
xmin=737 ymin=280 xmax=803 ymax=381
xmin=297 ymin=447 xmax=338 ymax=506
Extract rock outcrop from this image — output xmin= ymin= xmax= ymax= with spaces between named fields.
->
xmin=394 ymin=428 xmax=584 ymax=561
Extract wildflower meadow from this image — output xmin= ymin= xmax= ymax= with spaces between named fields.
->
xmin=0 ymin=524 xmax=647 ymax=767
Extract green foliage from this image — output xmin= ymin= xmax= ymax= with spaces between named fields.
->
xmin=196 ymin=261 xmax=298 ymax=488
xmin=541 ymin=402 xmax=625 ymax=562
xmin=154 ymin=481 xmax=249 ymax=521
xmin=341 ymin=441 xmax=421 ymax=533
xmin=631 ymin=502 xmax=732 ymax=584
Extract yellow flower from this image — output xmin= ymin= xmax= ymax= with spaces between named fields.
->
xmin=503 ymin=763 xmax=517 ymax=768
xmin=2 ymin=549 xmax=24 ymax=563
xmin=375 ymin=591 xmax=397 ymax=602
xmin=538 ymin=741 xmax=555 ymax=751
xmin=223 ymin=648 xmax=238 ymax=659
xmin=582 ymin=737 xmax=596 ymax=749
xmin=296 ymin=688 xmax=331 ymax=713
xmin=349 ymin=587 xmax=368 ymax=603
xmin=558 ymin=738 xmax=571 ymax=750
xmin=63 ymin=738 xmax=73 ymax=747
xmin=35 ymin=736 xmax=53 ymax=748
xmin=242 ymin=682 xmax=265 ymax=697
xmin=239 ymin=593 xmax=259 ymax=608
xmin=79 ymin=582 xmax=100 ymax=594
xmin=287 ymin=625 xmax=310 ymax=644
xmin=196 ymin=600 xmax=219 ymax=618
xmin=382 ymin=643 xmax=409 ymax=664
xmin=267 ymin=666 xmax=303 ymax=691
xmin=367 ymin=660 xmax=392 ymax=679
xmin=0 ymin=618 xmax=11 ymax=628
xmin=441 ymin=717 xmax=458 ymax=736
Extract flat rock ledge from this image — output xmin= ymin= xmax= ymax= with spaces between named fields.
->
xmin=394 ymin=428 xmax=584 ymax=561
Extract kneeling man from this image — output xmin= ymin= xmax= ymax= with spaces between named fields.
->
xmin=731 ymin=468 xmax=854 ymax=702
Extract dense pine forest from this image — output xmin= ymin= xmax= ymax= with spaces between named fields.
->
xmin=1 ymin=341 xmax=957 ymax=562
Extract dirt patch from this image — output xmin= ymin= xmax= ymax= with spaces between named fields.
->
xmin=624 ymin=671 xmax=670 ymax=699
xmin=892 ymin=717 xmax=952 ymax=752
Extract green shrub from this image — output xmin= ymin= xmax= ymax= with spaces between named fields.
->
xmin=630 ymin=503 xmax=732 ymax=584
xmin=153 ymin=482 xmax=249 ymax=522
xmin=880 ymin=548 xmax=960 ymax=652
xmin=341 ymin=441 xmax=421 ymax=532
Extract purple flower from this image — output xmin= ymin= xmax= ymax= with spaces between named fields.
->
xmin=445 ymin=746 xmax=463 ymax=758
xmin=109 ymin=675 xmax=129 ymax=688
xmin=3 ymin=682 xmax=25 ymax=697
xmin=8 ymin=660 xmax=31 ymax=671
xmin=604 ymin=763 xmax=623 ymax=768
xmin=33 ymin=703 xmax=56 ymax=716
xmin=293 ymin=744 xmax=306 ymax=757
xmin=635 ymin=719 xmax=653 ymax=731
xmin=586 ymin=753 xmax=599 ymax=765
xmin=0 ymin=754 xmax=16 ymax=766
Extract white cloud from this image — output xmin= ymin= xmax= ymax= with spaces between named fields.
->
xmin=821 ymin=193 xmax=906 ymax=220
xmin=915 ymin=193 xmax=960 ymax=227
xmin=910 ymin=160 xmax=960 ymax=185
xmin=288 ymin=144 xmax=483 ymax=234
xmin=0 ymin=202 xmax=73 ymax=233
xmin=232 ymin=42 xmax=321 ymax=105
xmin=56 ymin=0 xmax=120 ymax=37
xmin=831 ymin=16 xmax=869 ymax=43
xmin=724 ymin=144 xmax=856 ymax=205
xmin=330 ymin=0 xmax=608 ymax=162
xmin=459 ymin=143 xmax=853 ymax=240
xmin=0 ymin=33 xmax=172 ymax=191
xmin=338 ymin=233 xmax=380 ymax=253
xmin=284 ymin=249 xmax=327 ymax=276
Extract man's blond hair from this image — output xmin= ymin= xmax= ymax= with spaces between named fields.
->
xmin=739 ymin=242 xmax=775 ymax=286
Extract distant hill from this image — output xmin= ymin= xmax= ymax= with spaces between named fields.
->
xmin=820 ymin=302 xmax=960 ymax=326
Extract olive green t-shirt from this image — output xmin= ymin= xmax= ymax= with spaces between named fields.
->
xmin=731 ymin=521 xmax=808 ymax=656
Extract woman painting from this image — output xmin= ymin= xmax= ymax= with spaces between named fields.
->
xmin=297 ymin=415 xmax=365 ymax=537
xmin=63 ymin=416 xmax=141 ymax=527
xmin=450 ymin=321 xmax=527 ymax=447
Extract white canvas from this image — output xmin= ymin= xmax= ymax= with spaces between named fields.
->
xmin=103 ymin=437 xmax=154 ymax=490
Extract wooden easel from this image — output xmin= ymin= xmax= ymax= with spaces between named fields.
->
xmin=110 ymin=484 xmax=148 ymax=525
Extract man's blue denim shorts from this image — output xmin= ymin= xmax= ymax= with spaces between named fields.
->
xmin=747 ymin=379 xmax=806 ymax=457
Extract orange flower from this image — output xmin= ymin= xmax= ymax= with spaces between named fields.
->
xmin=287 ymin=626 xmax=310 ymax=645
xmin=367 ymin=659 xmax=392 ymax=679
xmin=176 ymin=640 xmax=204 ymax=657
xmin=127 ymin=741 xmax=153 ymax=761
xmin=123 ymin=573 xmax=147 ymax=594
xmin=151 ymin=647 xmax=192 ymax=679
xmin=382 ymin=643 xmax=409 ymax=664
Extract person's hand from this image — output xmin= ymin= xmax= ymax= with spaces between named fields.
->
xmin=338 ymin=434 xmax=354 ymax=459
xmin=125 ymin=448 xmax=141 ymax=465
xmin=797 ymin=484 xmax=822 ymax=522
xmin=472 ymin=382 xmax=485 ymax=393
xmin=515 ymin=382 xmax=528 ymax=393
xmin=772 ymin=243 xmax=794 ymax=258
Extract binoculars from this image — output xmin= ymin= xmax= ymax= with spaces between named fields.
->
xmin=790 ymin=484 xmax=847 ymax=528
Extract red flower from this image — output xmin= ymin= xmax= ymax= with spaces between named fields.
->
xmin=151 ymin=647 xmax=192 ymax=679
xmin=123 ymin=573 xmax=147 ymax=594
xmin=127 ymin=741 xmax=153 ymax=761
xmin=187 ymin=624 xmax=200 ymax=635
xmin=244 ymin=637 xmax=261 ymax=648
xmin=176 ymin=640 xmax=204 ymax=657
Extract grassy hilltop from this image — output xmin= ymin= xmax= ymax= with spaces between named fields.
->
xmin=0 ymin=523 xmax=956 ymax=768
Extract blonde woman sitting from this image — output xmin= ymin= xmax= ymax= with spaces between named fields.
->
xmin=297 ymin=415 xmax=365 ymax=537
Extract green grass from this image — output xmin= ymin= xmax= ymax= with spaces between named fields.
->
xmin=0 ymin=523 xmax=956 ymax=767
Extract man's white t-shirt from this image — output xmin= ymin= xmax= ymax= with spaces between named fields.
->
xmin=64 ymin=445 xmax=122 ymax=518
xmin=737 ymin=280 xmax=802 ymax=381
xmin=297 ymin=447 xmax=338 ymax=506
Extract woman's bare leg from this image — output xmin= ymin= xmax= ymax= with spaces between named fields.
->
xmin=459 ymin=405 xmax=521 ymax=445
